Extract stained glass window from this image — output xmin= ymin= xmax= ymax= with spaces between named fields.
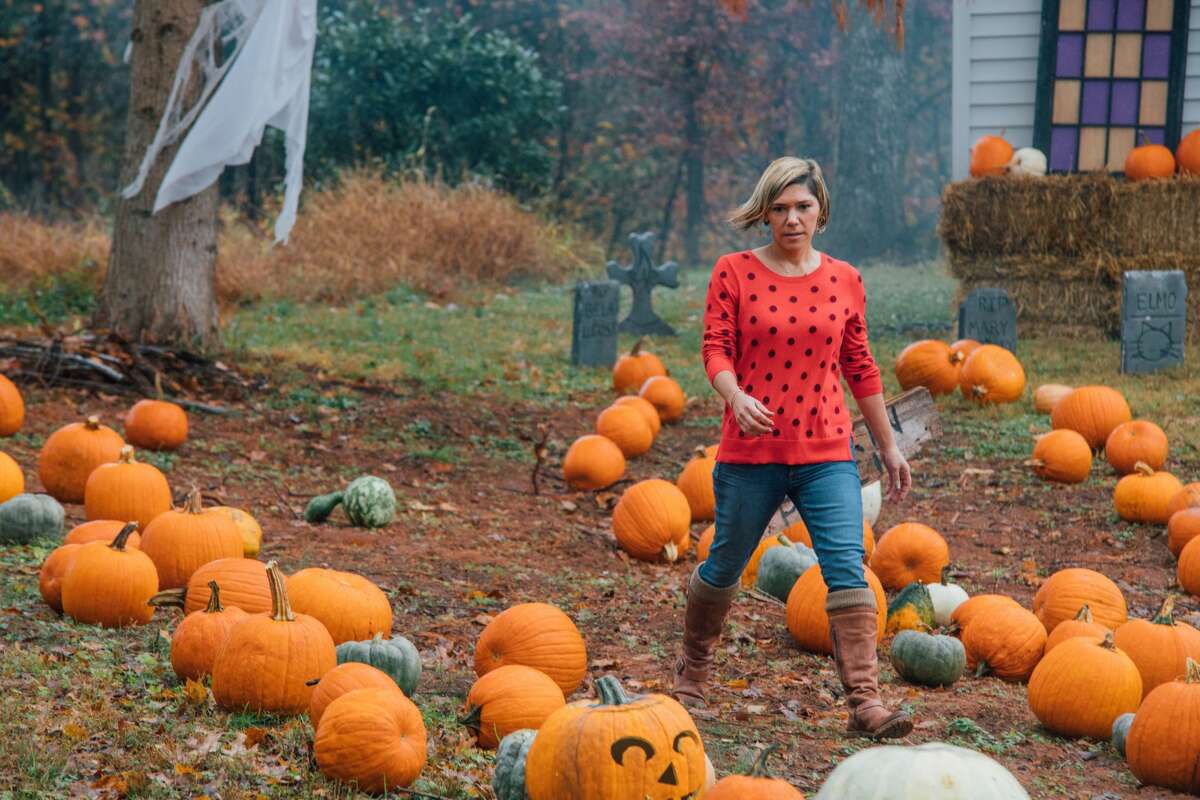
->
xmin=1034 ymin=0 xmax=1192 ymax=173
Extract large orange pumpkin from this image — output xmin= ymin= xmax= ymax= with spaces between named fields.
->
xmin=211 ymin=561 xmax=336 ymax=715
xmin=562 ymin=435 xmax=626 ymax=491
xmin=785 ymin=564 xmax=887 ymax=655
xmin=612 ymin=395 xmax=661 ymax=439
xmin=139 ymin=488 xmax=244 ymax=590
xmin=37 ymin=416 xmax=125 ymax=503
xmin=1126 ymin=658 xmax=1200 ymax=794
xmin=894 ymin=340 xmax=960 ymax=396
xmin=1033 ymin=568 xmax=1127 ymax=633
xmin=1125 ymin=139 xmax=1176 ymax=180
xmin=1169 ymin=509 xmax=1200 ymax=559
xmin=475 ymin=602 xmax=588 ymax=695
xmin=1044 ymin=605 xmax=1107 ymax=654
xmin=961 ymin=603 xmax=1046 ymax=682
xmin=60 ymin=523 xmax=158 ymax=628
xmin=309 ymin=662 xmax=402 ymax=730
xmin=970 ymin=134 xmax=1014 ymax=177
xmin=1105 ymin=420 xmax=1168 ymax=475
xmin=169 ymin=581 xmax=249 ymax=681
xmin=611 ymin=479 xmax=692 ymax=562
xmin=676 ymin=447 xmax=716 ymax=522
xmin=83 ymin=445 xmax=172 ymax=530
xmin=1028 ymin=429 xmax=1092 ymax=484
xmin=287 ymin=567 xmax=393 ymax=645
xmin=639 ymin=375 xmax=686 ymax=423
xmin=38 ymin=542 xmax=81 ymax=613
xmin=0 ymin=451 xmax=23 ymax=505
xmin=148 ymin=557 xmax=270 ymax=614
xmin=1114 ymin=463 xmax=1184 ymax=524
xmin=314 ymin=687 xmax=428 ymax=792
xmin=65 ymin=519 xmax=140 ymax=549
xmin=1114 ymin=595 xmax=1200 ymax=698
xmin=0 ymin=374 xmax=24 ymax=436
xmin=958 ymin=345 xmax=1025 ymax=404
xmin=612 ymin=339 xmax=667 ymax=394
xmin=462 ymin=664 xmax=565 ymax=749
xmin=596 ymin=404 xmax=653 ymax=458
xmin=1177 ymin=128 xmax=1200 ymax=176
xmin=868 ymin=522 xmax=949 ymax=591
xmin=1051 ymin=386 xmax=1132 ymax=450
xmin=1027 ymin=632 xmax=1142 ymax=738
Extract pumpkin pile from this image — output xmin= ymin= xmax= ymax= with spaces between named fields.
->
xmin=969 ymin=127 xmax=1200 ymax=180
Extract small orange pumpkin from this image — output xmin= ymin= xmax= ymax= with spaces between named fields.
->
xmin=970 ymin=134 xmax=1014 ymax=177
xmin=1177 ymin=537 xmax=1200 ymax=596
xmin=561 ymin=434 xmax=626 ymax=491
xmin=475 ymin=602 xmax=588 ymax=695
xmin=1177 ymin=128 xmax=1200 ymax=176
xmin=139 ymin=488 xmax=244 ymax=590
xmin=1028 ymin=632 xmax=1142 ymax=738
xmin=1114 ymin=595 xmax=1200 ymax=698
xmin=676 ymin=446 xmax=716 ymax=522
xmin=894 ymin=340 xmax=959 ymax=396
xmin=0 ymin=451 xmax=24 ymax=504
xmin=958 ymin=345 xmax=1025 ymax=404
xmin=951 ymin=594 xmax=1022 ymax=631
xmin=315 ymin=687 xmax=428 ymax=791
xmin=705 ymin=745 xmax=804 ymax=799
xmin=0 ymin=375 xmax=24 ymax=436
xmin=462 ymin=664 xmax=565 ymax=749
xmin=595 ymin=404 xmax=653 ymax=458
xmin=169 ymin=581 xmax=249 ymax=681
xmin=38 ymin=542 xmax=81 ymax=613
xmin=148 ymin=557 xmax=270 ymax=614
xmin=962 ymin=603 xmax=1046 ymax=682
xmin=1114 ymin=462 xmax=1184 ymax=524
xmin=639 ymin=375 xmax=686 ymax=423
xmin=612 ymin=395 xmax=661 ymax=438
xmin=1126 ymin=657 xmax=1200 ymax=793
xmin=37 ymin=416 xmax=125 ymax=503
xmin=1028 ymin=429 xmax=1092 ymax=484
xmin=783 ymin=518 xmax=875 ymax=561
xmin=1033 ymin=567 xmax=1127 ymax=633
xmin=1105 ymin=420 xmax=1168 ymax=475
xmin=785 ymin=564 xmax=887 ymax=655
xmin=611 ymin=478 xmax=692 ymax=562
xmin=60 ymin=523 xmax=158 ymax=627
xmin=612 ymin=339 xmax=667 ymax=394
xmin=1044 ymin=604 xmax=1107 ymax=654
xmin=287 ymin=567 xmax=394 ymax=645
xmin=309 ymin=662 xmax=402 ymax=730
xmin=124 ymin=393 xmax=188 ymax=451
xmin=1167 ymin=483 xmax=1200 ymax=517
xmin=1051 ymin=386 xmax=1132 ymax=450
xmin=868 ymin=522 xmax=949 ymax=591
xmin=1169 ymin=509 xmax=1200 ymax=559
xmin=83 ymin=445 xmax=172 ymax=530
xmin=1125 ymin=136 xmax=1176 ymax=180
xmin=65 ymin=519 xmax=141 ymax=549
xmin=949 ymin=338 xmax=981 ymax=364
xmin=211 ymin=561 xmax=337 ymax=715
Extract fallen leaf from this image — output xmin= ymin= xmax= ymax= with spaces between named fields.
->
xmin=472 ymin=613 xmax=495 ymax=626
xmin=173 ymin=763 xmax=200 ymax=777
xmin=183 ymin=678 xmax=208 ymax=706
xmin=560 ymin=500 xmax=578 ymax=512
xmin=62 ymin=723 xmax=87 ymax=740
xmin=725 ymin=678 xmax=749 ymax=690
xmin=241 ymin=727 xmax=269 ymax=749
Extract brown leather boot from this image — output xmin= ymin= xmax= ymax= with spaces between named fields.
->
xmin=827 ymin=588 xmax=913 ymax=739
xmin=671 ymin=567 xmax=739 ymax=708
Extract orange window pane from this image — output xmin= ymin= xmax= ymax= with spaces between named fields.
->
xmin=1053 ymin=80 xmax=1082 ymax=124
xmin=1079 ymin=127 xmax=1109 ymax=171
xmin=1059 ymin=0 xmax=1087 ymax=30
xmin=1146 ymin=0 xmax=1174 ymax=30
xmin=1113 ymin=33 xmax=1143 ymax=77
xmin=1085 ymin=34 xmax=1114 ymax=77
xmin=1140 ymin=80 xmax=1168 ymax=125
xmin=1106 ymin=127 xmax=1136 ymax=170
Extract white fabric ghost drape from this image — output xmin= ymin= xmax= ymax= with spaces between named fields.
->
xmin=121 ymin=0 xmax=318 ymax=244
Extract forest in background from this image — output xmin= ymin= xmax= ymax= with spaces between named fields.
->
xmin=0 ymin=0 xmax=951 ymax=268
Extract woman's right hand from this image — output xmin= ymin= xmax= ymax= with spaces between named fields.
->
xmin=730 ymin=390 xmax=774 ymax=436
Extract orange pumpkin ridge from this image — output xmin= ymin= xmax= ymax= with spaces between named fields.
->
xmin=37 ymin=415 xmax=126 ymax=503
xmin=1169 ymin=508 xmax=1200 ymax=559
xmin=139 ymin=487 xmax=244 ymax=590
xmin=474 ymin=602 xmax=588 ymax=695
xmin=1105 ymin=420 xmax=1169 ymax=475
xmin=60 ymin=522 xmax=159 ymax=628
xmin=1114 ymin=462 xmax=1184 ymax=525
xmin=1028 ymin=631 xmax=1142 ymax=739
xmin=287 ymin=567 xmax=394 ymax=645
xmin=169 ymin=580 xmax=249 ymax=682
xmin=83 ymin=445 xmax=173 ymax=530
xmin=1113 ymin=595 xmax=1200 ymax=699
xmin=1126 ymin=657 xmax=1200 ymax=793
xmin=562 ymin=434 xmax=626 ymax=491
xmin=461 ymin=664 xmax=565 ymax=749
xmin=125 ymin=374 xmax=189 ymax=451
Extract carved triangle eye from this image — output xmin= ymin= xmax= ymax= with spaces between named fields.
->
xmin=659 ymin=763 xmax=678 ymax=786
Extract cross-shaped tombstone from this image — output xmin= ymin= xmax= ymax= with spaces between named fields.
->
xmin=606 ymin=231 xmax=679 ymax=336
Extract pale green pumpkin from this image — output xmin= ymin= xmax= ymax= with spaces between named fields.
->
xmin=0 ymin=493 xmax=64 ymax=544
xmin=304 ymin=475 xmax=396 ymax=528
xmin=493 ymin=729 xmax=536 ymax=800
xmin=755 ymin=542 xmax=819 ymax=602
xmin=889 ymin=630 xmax=966 ymax=688
xmin=335 ymin=632 xmax=421 ymax=697
xmin=1111 ymin=712 xmax=1134 ymax=758
xmin=885 ymin=581 xmax=937 ymax=635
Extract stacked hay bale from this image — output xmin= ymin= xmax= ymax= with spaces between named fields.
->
xmin=940 ymin=175 xmax=1200 ymax=342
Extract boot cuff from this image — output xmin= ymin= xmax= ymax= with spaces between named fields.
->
xmin=689 ymin=566 xmax=740 ymax=602
xmin=825 ymin=587 xmax=877 ymax=612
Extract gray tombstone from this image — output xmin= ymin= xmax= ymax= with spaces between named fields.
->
xmin=570 ymin=279 xmax=620 ymax=367
xmin=606 ymin=231 xmax=679 ymax=336
xmin=1120 ymin=270 xmax=1187 ymax=374
xmin=958 ymin=287 xmax=1017 ymax=353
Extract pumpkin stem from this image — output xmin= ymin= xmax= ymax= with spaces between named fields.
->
xmin=147 ymin=588 xmax=185 ymax=608
xmin=971 ymin=385 xmax=988 ymax=398
xmin=746 ymin=744 xmax=782 ymax=778
xmin=109 ymin=522 xmax=139 ymax=551
xmin=662 ymin=541 xmax=679 ymax=563
xmin=264 ymin=560 xmax=295 ymax=622
xmin=594 ymin=675 xmax=636 ymax=706
xmin=694 ymin=445 xmax=709 ymax=458
xmin=183 ymin=488 xmax=204 ymax=514
xmin=950 ymin=350 xmax=965 ymax=365
xmin=630 ymin=337 xmax=644 ymax=357
xmin=458 ymin=704 xmax=483 ymax=735
xmin=204 ymin=581 xmax=224 ymax=614
xmin=1153 ymin=595 xmax=1177 ymax=626
xmin=154 ymin=371 xmax=164 ymax=401
xmin=1100 ymin=631 xmax=1116 ymax=650
xmin=1074 ymin=604 xmax=1094 ymax=623
xmin=117 ymin=445 xmax=135 ymax=464
xmin=1134 ymin=461 xmax=1155 ymax=477
xmin=940 ymin=565 xmax=952 ymax=585
xmin=85 ymin=415 xmax=101 ymax=430
xmin=974 ymin=661 xmax=991 ymax=678
xmin=1186 ymin=658 xmax=1200 ymax=683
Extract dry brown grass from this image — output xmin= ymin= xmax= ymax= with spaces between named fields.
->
xmin=216 ymin=170 xmax=601 ymax=304
xmin=0 ymin=172 xmax=600 ymax=306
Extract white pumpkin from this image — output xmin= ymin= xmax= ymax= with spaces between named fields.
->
xmin=927 ymin=579 xmax=970 ymax=626
xmin=704 ymin=754 xmax=716 ymax=791
xmin=1007 ymin=147 xmax=1047 ymax=177
xmin=1033 ymin=384 xmax=1072 ymax=415
xmin=861 ymin=480 xmax=882 ymax=527
xmin=815 ymin=742 xmax=1029 ymax=799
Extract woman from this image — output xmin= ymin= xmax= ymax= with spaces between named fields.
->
xmin=673 ymin=157 xmax=913 ymax=740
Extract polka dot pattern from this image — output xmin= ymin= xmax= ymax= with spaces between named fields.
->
xmin=700 ymin=251 xmax=883 ymax=460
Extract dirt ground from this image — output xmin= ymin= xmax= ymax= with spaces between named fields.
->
xmin=3 ymin=369 xmax=1196 ymax=799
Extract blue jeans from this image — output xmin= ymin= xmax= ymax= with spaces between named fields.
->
xmin=699 ymin=461 xmax=867 ymax=592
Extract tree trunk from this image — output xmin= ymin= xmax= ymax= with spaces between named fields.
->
xmin=682 ymin=49 xmax=705 ymax=270
xmin=99 ymin=0 xmax=220 ymax=350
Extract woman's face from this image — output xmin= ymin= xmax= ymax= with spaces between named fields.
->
xmin=764 ymin=183 xmax=822 ymax=256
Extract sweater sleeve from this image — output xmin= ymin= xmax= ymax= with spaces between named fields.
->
xmin=701 ymin=257 xmax=739 ymax=384
xmin=839 ymin=269 xmax=883 ymax=399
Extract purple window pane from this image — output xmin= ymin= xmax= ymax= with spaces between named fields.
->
xmin=1138 ymin=127 xmax=1165 ymax=144
xmin=1143 ymin=34 xmax=1171 ymax=78
xmin=1116 ymin=0 xmax=1145 ymax=29
xmin=1082 ymin=81 xmax=1111 ymax=124
xmin=1111 ymin=81 xmax=1140 ymax=124
xmin=1057 ymin=34 xmax=1085 ymax=77
xmin=1088 ymin=0 xmax=1116 ymax=28
xmin=1051 ymin=127 xmax=1079 ymax=171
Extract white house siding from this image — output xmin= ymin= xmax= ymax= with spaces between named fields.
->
xmin=1185 ymin=0 xmax=1200 ymax=133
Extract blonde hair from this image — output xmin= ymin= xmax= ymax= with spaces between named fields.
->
xmin=729 ymin=157 xmax=830 ymax=232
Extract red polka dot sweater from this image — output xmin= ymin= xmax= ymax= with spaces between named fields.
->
xmin=702 ymin=250 xmax=883 ymax=464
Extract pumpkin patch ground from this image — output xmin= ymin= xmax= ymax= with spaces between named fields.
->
xmin=0 ymin=269 xmax=1198 ymax=797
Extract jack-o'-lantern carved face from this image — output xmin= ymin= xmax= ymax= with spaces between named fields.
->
xmin=524 ymin=676 xmax=707 ymax=800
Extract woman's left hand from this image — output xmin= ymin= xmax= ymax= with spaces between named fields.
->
xmin=880 ymin=445 xmax=912 ymax=503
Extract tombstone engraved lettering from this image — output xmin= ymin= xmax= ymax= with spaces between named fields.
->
xmin=606 ymin=231 xmax=679 ymax=336
xmin=958 ymin=287 xmax=1017 ymax=353
xmin=1120 ymin=270 xmax=1187 ymax=374
xmin=570 ymin=280 xmax=620 ymax=367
